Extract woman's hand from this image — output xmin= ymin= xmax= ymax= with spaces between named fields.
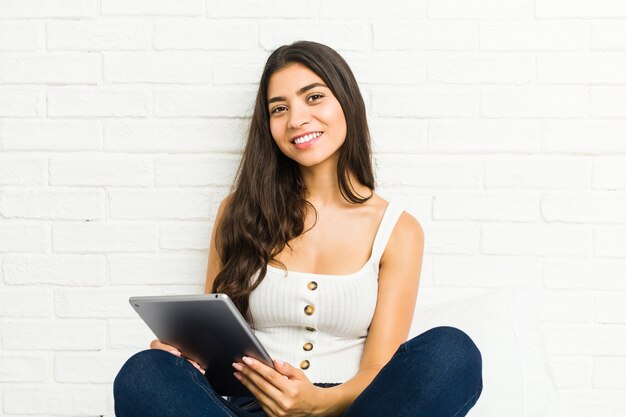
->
xmin=232 ymin=356 xmax=332 ymax=417
xmin=149 ymin=339 xmax=206 ymax=375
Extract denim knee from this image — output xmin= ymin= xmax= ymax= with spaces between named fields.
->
xmin=114 ymin=349 xmax=175 ymax=400
xmin=344 ymin=327 xmax=483 ymax=417
xmin=405 ymin=326 xmax=483 ymax=392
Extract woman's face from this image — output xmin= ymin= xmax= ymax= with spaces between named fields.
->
xmin=267 ymin=62 xmax=347 ymax=169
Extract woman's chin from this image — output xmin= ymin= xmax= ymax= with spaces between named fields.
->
xmin=293 ymin=152 xmax=341 ymax=170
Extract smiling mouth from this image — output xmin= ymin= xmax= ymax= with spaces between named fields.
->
xmin=293 ymin=131 xmax=323 ymax=145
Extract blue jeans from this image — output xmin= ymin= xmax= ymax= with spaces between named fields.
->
xmin=114 ymin=326 xmax=482 ymax=416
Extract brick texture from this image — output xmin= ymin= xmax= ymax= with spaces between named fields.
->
xmin=1 ymin=1 xmax=625 ymax=415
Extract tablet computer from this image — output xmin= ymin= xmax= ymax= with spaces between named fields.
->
xmin=129 ymin=293 xmax=274 ymax=396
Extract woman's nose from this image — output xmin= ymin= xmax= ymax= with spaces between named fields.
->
xmin=287 ymin=103 xmax=310 ymax=129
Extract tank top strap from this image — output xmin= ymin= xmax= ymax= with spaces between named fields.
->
xmin=370 ymin=201 xmax=406 ymax=271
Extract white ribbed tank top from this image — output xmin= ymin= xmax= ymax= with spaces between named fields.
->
xmin=248 ymin=201 xmax=406 ymax=383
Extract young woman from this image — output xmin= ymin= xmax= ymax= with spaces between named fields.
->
xmin=114 ymin=41 xmax=482 ymax=417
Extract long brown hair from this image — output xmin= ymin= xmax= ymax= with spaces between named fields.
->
xmin=212 ymin=41 xmax=375 ymax=319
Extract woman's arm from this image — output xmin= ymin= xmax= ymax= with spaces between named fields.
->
xmin=149 ymin=197 xmax=230 ymax=372
xmin=319 ymin=211 xmax=424 ymax=416
xmin=204 ymin=196 xmax=229 ymax=293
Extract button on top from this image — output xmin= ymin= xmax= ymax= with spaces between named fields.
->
xmin=303 ymin=342 xmax=313 ymax=351
xmin=307 ymin=281 xmax=318 ymax=291
xmin=304 ymin=304 xmax=315 ymax=316
xmin=300 ymin=360 xmax=310 ymax=370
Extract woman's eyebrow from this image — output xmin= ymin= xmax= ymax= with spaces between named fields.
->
xmin=268 ymin=82 xmax=328 ymax=105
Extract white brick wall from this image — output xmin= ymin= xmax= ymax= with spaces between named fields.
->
xmin=0 ymin=1 xmax=625 ymax=416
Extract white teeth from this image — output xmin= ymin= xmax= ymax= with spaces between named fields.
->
xmin=294 ymin=132 xmax=322 ymax=145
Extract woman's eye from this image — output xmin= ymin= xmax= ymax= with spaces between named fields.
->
xmin=271 ymin=106 xmax=287 ymax=114
xmin=308 ymin=93 xmax=324 ymax=102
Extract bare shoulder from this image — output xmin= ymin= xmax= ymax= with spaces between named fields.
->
xmin=382 ymin=209 xmax=424 ymax=264
xmin=396 ymin=211 xmax=424 ymax=243
xmin=205 ymin=194 xmax=233 ymax=292
xmin=362 ymin=192 xmax=391 ymax=217
xmin=218 ymin=193 xmax=233 ymax=211
xmin=370 ymin=193 xmax=424 ymax=243
xmin=215 ymin=194 xmax=234 ymax=225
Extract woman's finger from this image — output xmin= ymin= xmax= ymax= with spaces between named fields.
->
xmin=150 ymin=340 xmax=205 ymax=374
xmin=237 ymin=356 xmax=290 ymax=392
xmin=233 ymin=371 xmax=281 ymax=415
xmin=188 ymin=360 xmax=205 ymax=374
xmin=149 ymin=339 xmax=181 ymax=356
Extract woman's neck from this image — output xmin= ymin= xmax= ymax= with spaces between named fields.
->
xmin=299 ymin=159 xmax=370 ymax=209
